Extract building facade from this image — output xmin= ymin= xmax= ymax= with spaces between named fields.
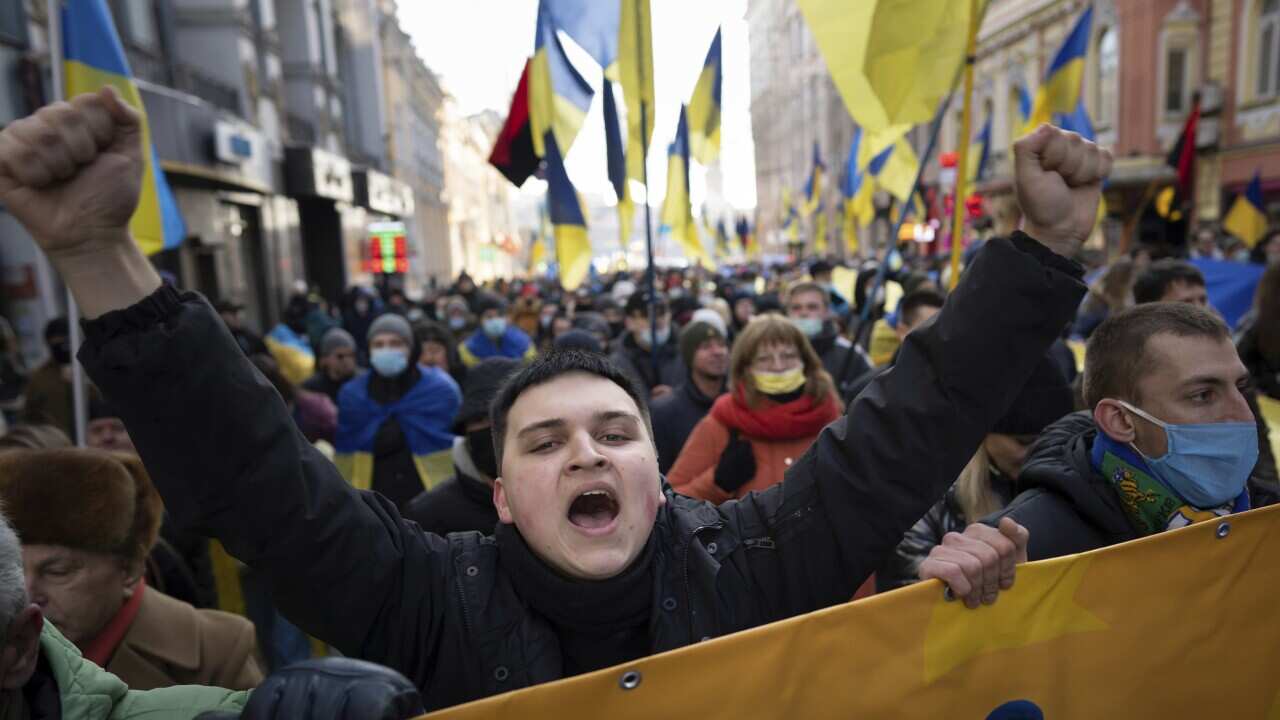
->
xmin=442 ymin=107 xmax=521 ymax=283
xmin=0 ymin=0 xmax=472 ymax=364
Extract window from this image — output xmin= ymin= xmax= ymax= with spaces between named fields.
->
xmin=1165 ymin=47 xmax=1187 ymax=114
xmin=114 ymin=0 xmax=158 ymax=48
xmin=1261 ymin=0 xmax=1280 ymax=98
xmin=0 ymin=1 xmax=28 ymax=46
xmin=1097 ymin=27 xmax=1118 ymax=126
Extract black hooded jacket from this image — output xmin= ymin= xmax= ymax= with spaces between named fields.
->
xmin=80 ymin=234 xmax=1083 ymax=713
xmin=986 ymin=412 xmax=1280 ymax=561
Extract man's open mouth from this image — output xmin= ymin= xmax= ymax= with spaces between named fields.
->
xmin=568 ymin=488 xmax=620 ymax=530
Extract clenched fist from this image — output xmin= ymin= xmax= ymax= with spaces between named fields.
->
xmin=1014 ymin=124 xmax=1113 ymax=259
xmin=0 ymin=88 xmax=159 ymax=318
xmin=0 ymin=86 xmax=144 ymax=257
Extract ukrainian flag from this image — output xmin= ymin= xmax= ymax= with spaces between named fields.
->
xmin=1223 ymin=170 xmax=1268 ymax=248
xmin=866 ymin=138 xmax=919 ymax=205
xmin=802 ymin=142 xmax=824 ymax=216
xmin=529 ymin=2 xmax=595 ymax=158
xmin=539 ymin=0 xmax=619 ymax=72
xmin=661 ymin=107 xmax=710 ymax=268
xmin=687 ymin=28 xmax=723 ymax=166
xmin=966 ymin=113 xmax=991 ymax=185
xmin=1027 ymin=5 xmax=1093 ymax=130
xmin=603 ymin=77 xmax=633 ymax=248
xmin=618 ymin=0 xmax=654 ymax=183
xmin=844 ymin=127 xmax=876 ymax=228
xmin=544 ymin=132 xmax=592 ymax=291
xmin=63 ymin=0 xmax=185 ymax=256
xmin=1057 ymin=100 xmax=1096 ymax=142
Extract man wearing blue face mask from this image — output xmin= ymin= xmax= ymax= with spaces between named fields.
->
xmin=334 ymin=313 xmax=461 ymax=511
xmin=459 ymin=293 xmax=537 ymax=368
xmin=979 ymin=302 xmax=1280 ymax=561
xmin=609 ymin=292 xmax=687 ymax=402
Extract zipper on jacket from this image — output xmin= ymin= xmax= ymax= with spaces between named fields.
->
xmin=742 ymin=537 xmax=776 ymax=550
xmin=682 ymin=523 xmax=719 ymax=642
xmin=455 ymin=571 xmax=475 ymax=638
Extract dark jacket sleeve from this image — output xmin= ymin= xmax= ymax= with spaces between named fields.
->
xmin=876 ymin=498 xmax=951 ymax=593
xmin=716 ymin=234 xmax=1086 ymax=617
xmin=983 ymin=488 xmax=1116 ymax=561
xmin=78 ymin=286 xmax=451 ymax=688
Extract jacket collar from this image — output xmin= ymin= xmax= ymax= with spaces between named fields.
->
xmin=110 ymin=588 xmax=202 ymax=673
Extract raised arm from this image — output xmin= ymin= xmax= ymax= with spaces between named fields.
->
xmin=0 ymin=88 xmax=450 ymax=687
xmin=717 ymin=126 xmax=1109 ymax=617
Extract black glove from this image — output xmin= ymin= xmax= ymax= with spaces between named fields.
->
xmin=714 ymin=430 xmax=756 ymax=494
xmin=197 ymin=658 xmax=425 ymax=720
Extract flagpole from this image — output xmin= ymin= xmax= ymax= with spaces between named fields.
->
xmin=858 ymin=94 xmax=957 ymax=325
xmin=946 ymin=0 xmax=980 ymax=291
xmin=47 ymin=0 xmax=87 ymax=448
xmin=633 ymin=1 xmax=659 ymax=383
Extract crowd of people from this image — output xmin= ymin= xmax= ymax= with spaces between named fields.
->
xmin=0 ymin=88 xmax=1273 ymax=718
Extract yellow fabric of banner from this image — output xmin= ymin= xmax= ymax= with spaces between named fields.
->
xmin=424 ymin=504 xmax=1280 ymax=718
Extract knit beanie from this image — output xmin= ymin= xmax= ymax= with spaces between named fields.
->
xmin=367 ymin=313 xmax=414 ymax=348
xmin=319 ymin=327 xmax=357 ymax=357
xmin=679 ymin=321 xmax=726 ymax=370
xmin=454 ymin=358 xmax=523 ymax=433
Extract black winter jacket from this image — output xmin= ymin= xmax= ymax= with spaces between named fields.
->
xmin=986 ymin=411 xmax=1280 ymax=561
xmin=80 ymin=234 xmax=1083 ymax=712
xmin=403 ymin=439 xmax=499 ymax=536
xmin=609 ymin=333 xmax=686 ymax=400
xmin=650 ymin=378 xmax=724 ymax=474
xmin=809 ymin=324 xmax=871 ymax=399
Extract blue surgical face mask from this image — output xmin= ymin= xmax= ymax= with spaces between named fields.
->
xmin=448 ymin=316 xmax=467 ymax=331
xmin=1118 ymin=400 xmax=1258 ymax=508
xmin=791 ymin=316 xmax=823 ymax=338
xmin=483 ymin=317 xmax=507 ymax=337
xmin=370 ymin=347 xmax=409 ymax=378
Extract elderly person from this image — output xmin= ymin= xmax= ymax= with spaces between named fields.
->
xmin=2 ymin=449 xmax=262 ymax=690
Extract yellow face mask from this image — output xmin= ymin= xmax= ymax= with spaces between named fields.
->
xmin=753 ymin=367 xmax=806 ymax=396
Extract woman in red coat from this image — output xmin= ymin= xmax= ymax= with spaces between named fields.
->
xmin=668 ymin=314 xmax=843 ymax=503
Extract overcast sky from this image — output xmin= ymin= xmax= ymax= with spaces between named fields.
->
xmin=396 ymin=1 xmax=757 ymax=211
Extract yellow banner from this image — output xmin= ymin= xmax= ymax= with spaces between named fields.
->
xmin=426 ymin=504 xmax=1280 ymax=718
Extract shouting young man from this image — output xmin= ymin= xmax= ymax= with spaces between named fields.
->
xmin=0 ymin=88 xmax=1108 ymax=711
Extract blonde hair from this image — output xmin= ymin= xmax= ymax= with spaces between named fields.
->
xmin=729 ymin=314 xmax=838 ymax=408
xmin=953 ymin=447 xmax=1003 ymax=522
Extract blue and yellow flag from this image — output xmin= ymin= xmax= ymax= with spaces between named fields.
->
xmin=802 ymin=142 xmax=824 ymax=216
xmin=661 ymin=107 xmax=710 ymax=268
xmin=544 ymin=132 xmax=592 ymax=291
xmin=687 ymin=28 xmax=723 ymax=166
xmin=967 ymin=113 xmax=992 ymax=185
xmin=618 ymin=0 xmax=654 ymax=183
xmin=866 ymin=138 xmax=918 ymax=204
xmin=529 ymin=2 xmax=595 ymax=158
xmin=1057 ymin=100 xmax=1096 ymax=142
xmin=539 ymin=0 xmax=619 ymax=73
xmin=1027 ymin=5 xmax=1093 ymax=130
xmin=425 ymin=504 xmax=1280 ymax=719
xmin=843 ymin=128 xmax=877 ymax=227
xmin=63 ymin=0 xmax=185 ymax=256
xmin=603 ymin=77 xmax=633 ymax=248
xmin=1224 ymin=170 xmax=1268 ymax=249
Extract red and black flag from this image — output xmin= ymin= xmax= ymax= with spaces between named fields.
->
xmin=1165 ymin=94 xmax=1200 ymax=199
xmin=489 ymin=59 xmax=540 ymax=187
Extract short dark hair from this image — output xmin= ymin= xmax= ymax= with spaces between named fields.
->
xmin=1083 ymin=303 xmax=1230 ymax=409
xmin=787 ymin=281 xmax=829 ymax=308
xmin=489 ymin=350 xmax=654 ymax=471
xmin=898 ymin=289 xmax=946 ymax=328
xmin=624 ymin=292 xmax=668 ymax=318
xmin=1132 ymin=259 xmax=1205 ymax=304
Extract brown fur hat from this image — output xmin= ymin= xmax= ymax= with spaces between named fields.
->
xmin=0 ymin=449 xmax=162 ymax=565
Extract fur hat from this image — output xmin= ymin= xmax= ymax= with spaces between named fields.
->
xmin=0 ymin=449 xmax=162 ymax=565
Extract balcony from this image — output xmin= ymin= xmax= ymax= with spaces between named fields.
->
xmin=287 ymin=113 xmax=316 ymax=145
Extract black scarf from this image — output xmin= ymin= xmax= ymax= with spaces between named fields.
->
xmin=495 ymin=522 xmax=655 ymax=674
